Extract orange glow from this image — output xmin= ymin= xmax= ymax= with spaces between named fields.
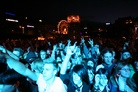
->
xmin=67 ymin=15 xmax=80 ymax=23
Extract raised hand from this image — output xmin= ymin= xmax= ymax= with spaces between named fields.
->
xmin=66 ymin=42 xmax=77 ymax=55
xmin=94 ymin=44 xmax=100 ymax=55
xmin=81 ymin=37 xmax=85 ymax=44
xmin=0 ymin=45 xmax=6 ymax=53
xmin=88 ymin=38 xmax=94 ymax=46
xmin=67 ymin=39 xmax=71 ymax=46
xmin=115 ymin=76 xmax=127 ymax=91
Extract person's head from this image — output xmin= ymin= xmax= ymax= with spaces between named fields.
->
xmin=87 ymin=66 xmax=94 ymax=84
xmin=40 ymin=50 xmax=47 ymax=60
xmin=120 ymin=49 xmax=132 ymax=60
xmin=101 ymin=48 xmax=114 ymax=65
xmin=72 ymin=65 xmax=89 ymax=86
xmin=55 ymin=55 xmax=63 ymax=69
xmin=0 ymin=69 xmax=28 ymax=92
xmin=113 ymin=61 xmax=130 ymax=78
xmin=26 ymin=51 xmax=37 ymax=63
xmin=30 ymin=58 xmax=44 ymax=73
xmin=95 ymin=68 xmax=109 ymax=87
xmin=75 ymin=46 xmax=81 ymax=56
xmin=86 ymin=58 xmax=95 ymax=68
xmin=42 ymin=61 xmax=59 ymax=82
xmin=76 ymin=55 xmax=83 ymax=65
xmin=12 ymin=48 xmax=24 ymax=59
xmin=134 ymin=57 xmax=138 ymax=71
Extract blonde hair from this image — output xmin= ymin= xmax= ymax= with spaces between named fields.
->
xmin=31 ymin=58 xmax=44 ymax=73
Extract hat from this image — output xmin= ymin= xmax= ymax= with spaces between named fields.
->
xmin=26 ymin=51 xmax=37 ymax=63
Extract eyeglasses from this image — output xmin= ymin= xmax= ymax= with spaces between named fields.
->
xmin=121 ymin=68 xmax=131 ymax=71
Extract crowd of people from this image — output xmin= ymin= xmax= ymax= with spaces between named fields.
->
xmin=0 ymin=36 xmax=138 ymax=92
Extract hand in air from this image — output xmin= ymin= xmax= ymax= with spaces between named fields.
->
xmin=66 ymin=42 xmax=77 ymax=55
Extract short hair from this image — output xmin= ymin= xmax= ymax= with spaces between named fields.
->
xmin=31 ymin=58 xmax=44 ymax=73
xmin=44 ymin=60 xmax=59 ymax=69
xmin=96 ymin=68 xmax=109 ymax=79
xmin=100 ymin=48 xmax=113 ymax=57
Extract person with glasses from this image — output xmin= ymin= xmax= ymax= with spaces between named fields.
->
xmin=108 ymin=61 xmax=137 ymax=92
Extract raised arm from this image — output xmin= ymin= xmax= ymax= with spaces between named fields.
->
xmin=0 ymin=46 xmax=38 ymax=81
xmin=81 ymin=37 xmax=89 ymax=58
xmin=60 ymin=42 xmax=77 ymax=74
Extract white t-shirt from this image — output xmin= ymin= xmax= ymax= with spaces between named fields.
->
xmin=37 ymin=74 xmax=67 ymax=92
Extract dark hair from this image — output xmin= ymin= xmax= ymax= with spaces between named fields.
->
xmin=0 ymin=69 xmax=37 ymax=92
xmin=96 ymin=68 xmax=109 ymax=79
xmin=72 ymin=64 xmax=89 ymax=84
xmin=100 ymin=48 xmax=113 ymax=57
xmin=0 ymin=69 xmax=25 ymax=84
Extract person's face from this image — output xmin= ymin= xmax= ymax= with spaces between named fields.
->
xmin=72 ymin=72 xmax=82 ymax=86
xmin=42 ymin=64 xmax=57 ymax=81
xmin=0 ymin=84 xmax=16 ymax=92
xmin=76 ymin=47 xmax=81 ymax=56
xmin=40 ymin=51 xmax=46 ymax=60
xmin=120 ymin=65 xmax=130 ymax=78
xmin=76 ymin=56 xmax=83 ymax=64
xmin=87 ymin=60 xmax=94 ymax=68
xmin=103 ymin=52 xmax=113 ymax=65
xmin=98 ymin=74 xmax=108 ymax=86
xmin=122 ymin=52 xmax=131 ymax=60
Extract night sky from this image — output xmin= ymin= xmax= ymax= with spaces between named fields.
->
xmin=1 ymin=0 xmax=138 ymax=24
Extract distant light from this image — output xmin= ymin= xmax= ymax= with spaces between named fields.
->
xmin=84 ymin=27 xmax=87 ymax=29
xmin=39 ymin=20 xmax=42 ymax=22
xmin=5 ymin=12 xmax=16 ymax=16
xmin=129 ymin=21 xmax=132 ymax=24
xmin=27 ymin=25 xmax=34 ymax=28
xmin=6 ymin=18 xmax=18 ymax=22
xmin=38 ymin=37 xmax=45 ymax=40
xmin=122 ymin=36 xmax=126 ymax=39
xmin=25 ymin=17 xmax=28 ymax=19
xmin=106 ymin=22 xmax=111 ymax=25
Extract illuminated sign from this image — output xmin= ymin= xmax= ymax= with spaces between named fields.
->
xmin=5 ymin=12 xmax=16 ymax=16
xmin=6 ymin=18 xmax=19 ymax=22
xmin=67 ymin=15 xmax=80 ymax=23
xmin=106 ymin=23 xmax=111 ymax=25
xmin=27 ymin=25 xmax=34 ymax=28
